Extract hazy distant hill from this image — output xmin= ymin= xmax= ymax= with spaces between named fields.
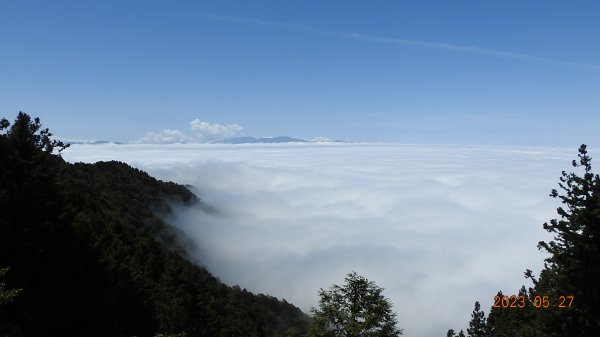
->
xmin=66 ymin=140 xmax=123 ymax=145
xmin=213 ymin=136 xmax=309 ymax=144
xmin=65 ymin=137 xmax=351 ymax=145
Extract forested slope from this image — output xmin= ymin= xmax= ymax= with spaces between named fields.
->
xmin=0 ymin=112 xmax=309 ymax=337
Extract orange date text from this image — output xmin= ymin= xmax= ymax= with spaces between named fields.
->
xmin=492 ymin=295 xmax=574 ymax=309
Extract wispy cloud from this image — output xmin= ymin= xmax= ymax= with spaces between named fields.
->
xmin=199 ymin=14 xmax=600 ymax=71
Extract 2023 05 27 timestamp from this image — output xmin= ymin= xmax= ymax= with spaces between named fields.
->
xmin=492 ymin=295 xmax=574 ymax=309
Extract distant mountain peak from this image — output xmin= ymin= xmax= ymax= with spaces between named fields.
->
xmin=66 ymin=140 xmax=123 ymax=145
xmin=213 ymin=136 xmax=309 ymax=144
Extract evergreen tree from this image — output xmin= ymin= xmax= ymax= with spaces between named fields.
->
xmin=466 ymin=301 xmax=486 ymax=337
xmin=535 ymin=144 xmax=600 ymax=336
xmin=1 ymin=112 xmax=80 ymax=336
xmin=309 ymin=272 xmax=402 ymax=337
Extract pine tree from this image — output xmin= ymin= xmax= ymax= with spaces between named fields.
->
xmin=535 ymin=144 xmax=600 ymax=335
xmin=466 ymin=301 xmax=486 ymax=337
xmin=309 ymin=272 xmax=403 ymax=337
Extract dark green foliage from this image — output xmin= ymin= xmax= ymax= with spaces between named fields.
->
xmin=484 ymin=288 xmax=547 ymax=337
xmin=0 ymin=268 xmax=21 ymax=307
xmin=0 ymin=267 xmax=22 ymax=337
xmin=449 ymin=144 xmax=600 ymax=337
xmin=0 ymin=112 xmax=309 ymax=337
xmin=309 ymin=272 xmax=402 ymax=337
xmin=1 ymin=112 xmax=81 ymax=337
xmin=466 ymin=301 xmax=486 ymax=337
xmin=447 ymin=329 xmax=468 ymax=337
xmin=535 ymin=144 xmax=600 ymax=335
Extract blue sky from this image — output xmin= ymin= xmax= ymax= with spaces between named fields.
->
xmin=1 ymin=0 xmax=599 ymax=145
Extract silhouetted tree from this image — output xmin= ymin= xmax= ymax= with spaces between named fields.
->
xmin=534 ymin=144 xmax=600 ymax=336
xmin=467 ymin=301 xmax=486 ymax=337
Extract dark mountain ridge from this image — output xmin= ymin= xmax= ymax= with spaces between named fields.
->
xmin=0 ymin=112 xmax=309 ymax=337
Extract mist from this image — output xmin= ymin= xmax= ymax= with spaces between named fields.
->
xmin=63 ymin=143 xmax=574 ymax=337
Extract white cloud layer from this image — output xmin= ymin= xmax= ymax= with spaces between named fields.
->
xmin=190 ymin=119 xmax=243 ymax=140
xmin=134 ymin=129 xmax=191 ymax=144
xmin=63 ymin=143 xmax=577 ymax=337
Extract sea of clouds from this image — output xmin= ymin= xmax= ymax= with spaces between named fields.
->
xmin=63 ymin=143 xmax=577 ymax=337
